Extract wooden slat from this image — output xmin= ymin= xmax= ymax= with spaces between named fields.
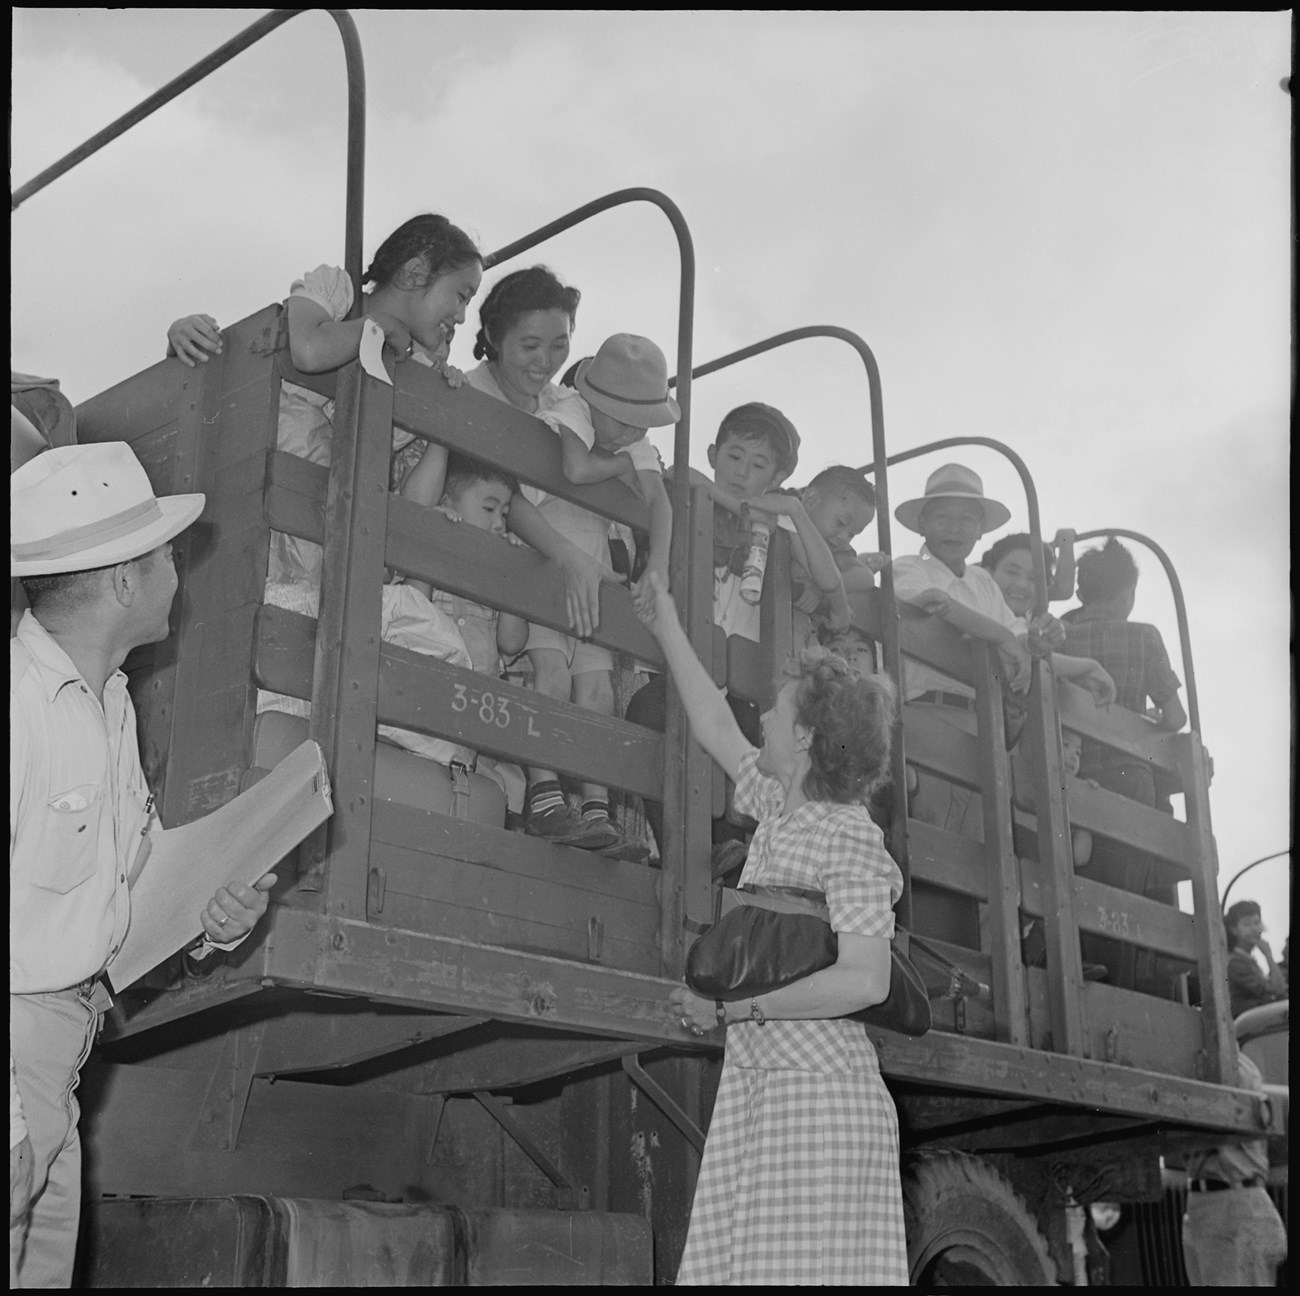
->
xmin=908 ymin=702 xmax=1196 ymax=868
xmin=254 ymin=606 xmax=665 ymax=799
xmin=313 ymin=366 xmax=391 ymax=921
xmin=262 ymin=910 xmax=689 ymax=1043
xmin=907 ymin=821 xmax=988 ymax=896
xmin=264 ymin=448 xmax=328 ymax=543
xmin=372 ymin=843 xmax=660 ymax=975
xmin=1019 ymin=867 xmax=1196 ymax=962
xmin=1059 ymin=779 xmax=1197 ymax=871
xmin=904 ymin=704 xmax=982 ymax=784
xmin=909 ymin=817 xmax=1197 ymax=964
xmin=385 ymin=493 xmax=662 ymax=665
xmin=218 ymin=306 xmax=288 ymax=393
xmin=972 ymin=643 xmax=1028 ymax=1046
xmin=263 ymin=452 xmax=663 ymax=665
xmin=758 ymin=529 xmax=793 ymax=710
xmin=1176 ymin=732 xmax=1235 ymax=1086
xmin=75 ymin=361 xmax=192 ymax=444
xmin=1027 ymin=971 xmax=1204 ymax=1074
xmin=1019 ymin=662 xmax=1089 ymax=1058
xmin=380 ymin=641 xmax=665 ymax=798
xmin=391 ymin=363 xmax=651 ymax=530
xmin=853 ymin=590 xmax=1184 ymax=776
xmin=370 ymin=801 xmax=659 ymax=896
xmin=1057 ymin=681 xmax=1183 ymax=775
xmin=870 ymin=1022 xmax=1280 ymax=1134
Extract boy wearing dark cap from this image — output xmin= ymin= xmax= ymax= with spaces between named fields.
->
xmin=627 ymin=403 xmax=843 ymax=859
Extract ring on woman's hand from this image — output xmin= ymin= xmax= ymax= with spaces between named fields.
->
xmin=679 ymin=1016 xmax=691 ymax=1031
xmin=690 ymin=1025 xmax=704 ymax=1037
xmin=217 ymin=915 xmax=228 ymax=927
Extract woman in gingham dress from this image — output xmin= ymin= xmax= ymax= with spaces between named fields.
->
xmin=634 ymin=572 xmax=908 ymax=1286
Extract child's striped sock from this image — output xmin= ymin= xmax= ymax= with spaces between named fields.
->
xmin=581 ymin=798 xmax=611 ymax=824
xmin=529 ymin=781 xmax=566 ymax=818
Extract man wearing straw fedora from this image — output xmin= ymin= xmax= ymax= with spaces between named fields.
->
xmin=10 ymin=442 xmax=276 ymax=1287
xmin=890 ymin=463 xmax=1114 ymax=843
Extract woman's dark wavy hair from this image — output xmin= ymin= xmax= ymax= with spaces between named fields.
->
xmin=473 ymin=265 xmax=581 ymax=362
xmin=1223 ymin=899 xmax=1261 ymax=949
xmin=979 ymin=532 xmax=1055 ymax=580
xmin=784 ymin=648 xmax=897 ymax=803
xmin=362 ymin=214 xmax=481 ymax=289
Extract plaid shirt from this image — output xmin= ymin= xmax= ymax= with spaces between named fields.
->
xmin=1061 ymin=608 xmax=1181 ymax=714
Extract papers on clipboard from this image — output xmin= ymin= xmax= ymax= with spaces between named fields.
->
xmin=108 ymin=741 xmax=333 ymax=991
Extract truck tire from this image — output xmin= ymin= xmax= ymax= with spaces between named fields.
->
xmin=902 ymin=1150 xmax=1058 ymax=1286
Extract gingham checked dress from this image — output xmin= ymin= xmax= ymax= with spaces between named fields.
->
xmin=676 ymin=749 xmax=909 ymax=1286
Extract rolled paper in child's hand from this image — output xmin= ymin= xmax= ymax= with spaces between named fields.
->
xmin=739 ymin=520 xmax=772 ymax=605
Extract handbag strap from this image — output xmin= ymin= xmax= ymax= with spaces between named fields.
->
xmin=727 ymin=885 xmax=830 ymax=922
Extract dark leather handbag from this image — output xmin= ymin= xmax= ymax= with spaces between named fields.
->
xmin=685 ymin=886 xmax=932 ymax=1038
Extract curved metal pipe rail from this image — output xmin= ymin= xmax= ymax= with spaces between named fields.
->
xmin=12 ymin=9 xmax=367 ymax=302
xmin=667 ymin=327 xmax=909 ymax=891
xmin=1073 ymin=527 xmax=1201 ymax=736
xmin=1220 ymin=849 xmax=1290 ymax=912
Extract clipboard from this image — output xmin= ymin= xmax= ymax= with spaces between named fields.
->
xmin=109 ymin=741 xmax=333 ymax=991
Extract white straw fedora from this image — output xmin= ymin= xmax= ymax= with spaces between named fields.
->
xmin=894 ymin=463 xmax=1011 ymax=535
xmin=576 ymin=334 xmax=680 ymax=429
xmin=11 ymin=442 xmax=205 ymax=577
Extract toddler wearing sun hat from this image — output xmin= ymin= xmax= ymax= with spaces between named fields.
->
xmin=520 ymin=333 xmax=679 ymax=859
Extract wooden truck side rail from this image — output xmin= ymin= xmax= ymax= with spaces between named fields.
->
xmin=74 ymin=308 xmax=1275 ymax=1143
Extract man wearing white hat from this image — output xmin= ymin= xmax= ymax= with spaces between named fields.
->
xmin=891 ymin=463 xmax=1114 ymax=840
xmin=9 ymin=442 xmax=276 ymax=1287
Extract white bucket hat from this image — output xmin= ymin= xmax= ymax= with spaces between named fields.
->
xmin=894 ymin=463 xmax=1011 ymax=535
xmin=575 ymin=334 xmax=681 ymax=429
xmin=11 ymin=442 xmax=205 ymax=577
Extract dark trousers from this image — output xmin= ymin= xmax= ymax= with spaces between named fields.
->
xmin=624 ymin=674 xmax=761 ymax=856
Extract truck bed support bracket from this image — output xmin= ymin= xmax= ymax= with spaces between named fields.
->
xmin=621 ymin=1054 xmax=706 ymax=1155
xmin=470 ymin=1090 xmax=586 ymax=1209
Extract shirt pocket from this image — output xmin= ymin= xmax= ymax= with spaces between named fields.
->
xmin=37 ymin=784 xmax=104 ymax=894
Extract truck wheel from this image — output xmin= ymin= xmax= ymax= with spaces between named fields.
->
xmin=902 ymin=1150 xmax=1058 ymax=1286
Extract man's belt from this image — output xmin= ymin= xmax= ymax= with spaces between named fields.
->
xmin=1189 ymin=1176 xmax=1265 ymax=1192
xmin=74 ymin=975 xmax=114 ymax=1013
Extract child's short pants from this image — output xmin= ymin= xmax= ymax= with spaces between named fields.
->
xmin=525 ymin=498 xmax=614 ymax=674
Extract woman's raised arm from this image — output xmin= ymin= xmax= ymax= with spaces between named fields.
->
xmin=634 ymin=573 xmax=750 ymax=781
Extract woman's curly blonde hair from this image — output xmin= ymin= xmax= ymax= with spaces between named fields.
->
xmin=782 ymin=647 xmax=896 ymax=803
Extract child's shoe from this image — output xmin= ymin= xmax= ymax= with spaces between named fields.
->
xmin=526 ymin=803 xmax=618 ymax=850
xmin=601 ymin=834 xmax=652 ymax=864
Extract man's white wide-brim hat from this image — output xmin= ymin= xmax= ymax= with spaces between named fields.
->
xmin=11 ymin=441 xmax=205 ymax=577
xmin=894 ymin=462 xmax=1011 ymax=535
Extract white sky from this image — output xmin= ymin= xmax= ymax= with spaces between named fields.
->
xmin=11 ymin=10 xmax=1292 ymax=951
